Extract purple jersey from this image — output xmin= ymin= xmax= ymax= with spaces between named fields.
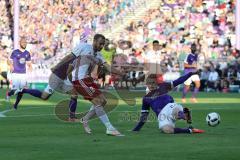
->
xmin=10 ymin=49 xmax=31 ymax=74
xmin=142 ymin=94 xmax=174 ymax=116
xmin=184 ymin=53 xmax=198 ymax=74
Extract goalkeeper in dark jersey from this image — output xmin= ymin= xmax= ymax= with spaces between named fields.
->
xmin=132 ymin=72 xmax=204 ymax=134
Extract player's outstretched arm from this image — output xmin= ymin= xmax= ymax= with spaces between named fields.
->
xmin=27 ymin=61 xmax=32 ymax=72
xmin=145 ymin=72 xmax=199 ymax=98
xmin=7 ymin=58 xmax=13 ymax=72
xmin=132 ymin=112 xmax=149 ymax=131
xmin=103 ymin=63 xmax=125 ymax=76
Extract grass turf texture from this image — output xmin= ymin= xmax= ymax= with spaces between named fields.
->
xmin=0 ymin=88 xmax=240 ymax=160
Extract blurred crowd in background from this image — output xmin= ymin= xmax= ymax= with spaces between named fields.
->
xmin=0 ymin=0 xmax=239 ymax=92
xmin=0 ymin=0 xmax=140 ymax=63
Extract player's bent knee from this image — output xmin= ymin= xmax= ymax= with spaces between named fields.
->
xmin=101 ymin=98 xmax=107 ymax=106
xmin=92 ymin=94 xmax=107 ymax=106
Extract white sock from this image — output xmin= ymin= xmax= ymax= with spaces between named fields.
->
xmin=95 ymin=105 xmax=114 ymax=130
xmin=82 ymin=105 xmax=95 ymax=121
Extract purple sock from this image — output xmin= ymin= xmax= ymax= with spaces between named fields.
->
xmin=174 ymin=128 xmax=191 ymax=134
xmin=22 ymin=89 xmax=42 ymax=98
xmin=173 ymin=72 xmax=192 ymax=87
xmin=69 ymin=98 xmax=77 ymax=118
xmin=182 ymin=87 xmax=188 ymax=98
xmin=13 ymin=93 xmax=23 ymax=109
xmin=8 ymin=90 xmax=15 ymax=96
xmin=192 ymin=88 xmax=199 ymax=98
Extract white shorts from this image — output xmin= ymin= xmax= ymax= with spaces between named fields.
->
xmin=10 ymin=73 xmax=28 ymax=90
xmin=184 ymin=74 xmax=200 ymax=85
xmin=158 ymin=103 xmax=183 ymax=129
xmin=44 ymin=73 xmax=73 ymax=94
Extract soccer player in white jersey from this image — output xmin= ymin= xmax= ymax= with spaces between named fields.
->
xmin=144 ymin=40 xmax=163 ymax=94
xmin=11 ymin=34 xmax=104 ymax=120
xmin=70 ymin=34 xmax=124 ymax=136
xmin=10 ymin=35 xmax=91 ymax=118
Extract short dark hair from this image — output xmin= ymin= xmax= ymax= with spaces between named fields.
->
xmin=191 ymin=43 xmax=197 ymax=47
xmin=94 ymin=34 xmax=105 ymax=41
xmin=146 ymin=74 xmax=157 ymax=85
xmin=152 ymin=40 xmax=159 ymax=44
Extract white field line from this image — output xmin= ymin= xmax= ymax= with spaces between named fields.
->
xmin=0 ymin=106 xmax=234 ymax=119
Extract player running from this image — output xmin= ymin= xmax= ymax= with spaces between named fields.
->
xmin=132 ymin=72 xmax=204 ymax=134
xmin=182 ymin=43 xmax=200 ymax=103
xmin=10 ymin=34 xmax=108 ymax=120
xmin=69 ymin=34 xmax=125 ymax=136
xmin=9 ymin=45 xmax=79 ymax=121
xmin=6 ymin=37 xmax=32 ymax=101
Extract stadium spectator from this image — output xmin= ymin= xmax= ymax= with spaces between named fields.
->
xmin=199 ymin=67 xmax=210 ymax=91
xmin=0 ymin=0 xmax=239 ymax=92
xmin=207 ymin=66 xmax=219 ymax=92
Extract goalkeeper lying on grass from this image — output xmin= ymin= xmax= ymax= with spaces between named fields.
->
xmin=133 ymin=72 xmax=204 ymax=134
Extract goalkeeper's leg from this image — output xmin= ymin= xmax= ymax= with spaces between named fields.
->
xmin=161 ymin=125 xmax=191 ymax=134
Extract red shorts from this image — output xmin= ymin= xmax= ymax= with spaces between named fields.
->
xmin=73 ymin=77 xmax=101 ymax=100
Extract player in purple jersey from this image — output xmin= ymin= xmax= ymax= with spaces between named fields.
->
xmin=5 ymin=35 xmax=82 ymax=121
xmin=132 ymin=72 xmax=204 ymax=134
xmin=181 ymin=43 xmax=200 ymax=103
xmin=6 ymin=37 xmax=32 ymax=101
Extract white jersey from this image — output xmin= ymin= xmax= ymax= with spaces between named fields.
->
xmin=71 ymin=54 xmax=105 ymax=81
xmin=72 ymin=42 xmax=98 ymax=57
xmin=71 ymin=43 xmax=106 ymax=81
xmin=158 ymin=103 xmax=183 ymax=129
xmin=144 ymin=50 xmax=162 ymax=64
xmin=144 ymin=50 xmax=162 ymax=75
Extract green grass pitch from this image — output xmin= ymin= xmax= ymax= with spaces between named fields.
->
xmin=0 ymin=88 xmax=240 ymax=160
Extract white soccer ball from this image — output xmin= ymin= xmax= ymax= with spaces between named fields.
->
xmin=206 ymin=112 xmax=220 ymax=127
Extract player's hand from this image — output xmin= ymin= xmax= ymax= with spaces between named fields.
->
xmin=10 ymin=65 xmax=14 ymax=72
xmin=28 ymin=65 xmax=33 ymax=72
xmin=184 ymin=107 xmax=192 ymax=124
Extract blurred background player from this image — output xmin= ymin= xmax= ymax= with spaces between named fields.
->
xmin=70 ymin=34 xmax=125 ymax=136
xmin=132 ymin=72 xmax=204 ymax=134
xmin=144 ymin=40 xmax=162 ymax=94
xmin=181 ymin=43 xmax=200 ymax=103
xmin=6 ymin=37 xmax=32 ymax=101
